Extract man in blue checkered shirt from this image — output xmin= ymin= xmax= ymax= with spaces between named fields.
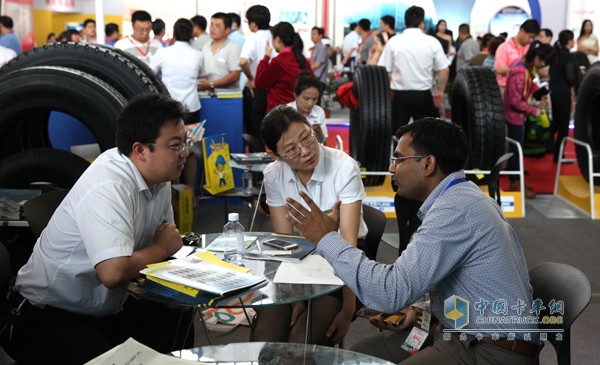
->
xmin=285 ymin=118 xmax=541 ymax=364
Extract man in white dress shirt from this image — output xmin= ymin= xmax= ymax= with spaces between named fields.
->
xmin=7 ymin=94 xmax=193 ymax=364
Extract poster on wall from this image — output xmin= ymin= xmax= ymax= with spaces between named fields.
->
xmin=1 ymin=0 xmax=34 ymax=52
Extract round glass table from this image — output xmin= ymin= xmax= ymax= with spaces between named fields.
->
xmin=127 ymin=232 xmax=342 ymax=309
xmin=172 ymin=342 xmax=395 ymax=364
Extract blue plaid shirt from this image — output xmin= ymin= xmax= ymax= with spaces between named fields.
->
xmin=318 ymin=171 xmax=536 ymax=339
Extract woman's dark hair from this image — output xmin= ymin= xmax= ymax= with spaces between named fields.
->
xmin=554 ymin=29 xmax=574 ymax=53
xmin=375 ymin=32 xmax=389 ymax=47
xmin=173 ymin=18 xmax=193 ymax=42
xmin=271 ymin=22 xmax=307 ymax=70
xmin=525 ymin=41 xmax=556 ymax=66
xmin=116 ymin=93 xmax=186 ymax=157
xmin=579 ymin=19 xmax=593 ymax=39
xmin=260 ymin=105 xmax=311 ymax=154
xmin=294 ymin=71 xmax=322 ymax=96
xmin=396 ymin=118 xmax=469 ymax=175
xmin=488 ymin=37 xmax=504 ymax=57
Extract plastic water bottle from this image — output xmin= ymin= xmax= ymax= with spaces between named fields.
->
xmin=242 ymin=170 xmax=253 ymax=195
xmin=223 ymin=213 xmax=245 ymax=265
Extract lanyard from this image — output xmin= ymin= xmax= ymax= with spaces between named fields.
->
xmin=127 ymin=36 xmax=150 ymax=57
xmin=440 ymin=177 xmax=467 ymax=196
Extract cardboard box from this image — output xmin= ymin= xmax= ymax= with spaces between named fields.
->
xmin=172 ymin=184 xmax=194 ymax=233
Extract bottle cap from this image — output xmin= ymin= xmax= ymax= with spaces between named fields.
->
xmin=228 ymin=213 xmax=239 ymax=221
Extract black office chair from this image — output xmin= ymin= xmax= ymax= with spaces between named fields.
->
xmin=488 ymin=152 xmax=513 ymax=205
xmin=529 ymin=262 xmax=591 ymax=365
xmin=358 ymin=204 xmax=387 ymax=261
xmin=242 ymin=133 xmax=265 ymax=152
xmin=23 ymin=189 xmax=69 ymax=239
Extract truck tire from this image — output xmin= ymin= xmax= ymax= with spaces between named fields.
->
xmin=451 ymin=67 xmax=506 ymax=182
xmin=0 ymin=66 xmax=126 ymax=159
xmin=574 ymin=63 xmax=600 ymax=184
xmin=0 ymin=42 xmax=168 ymax=97
xmin=0 ymin=148 xmax=90 ymax=189
xmin=351 ymin=65 xmax=392 ymax=186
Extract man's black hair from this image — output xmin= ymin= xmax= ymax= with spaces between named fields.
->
xmin=190 ymin=15 xmax=207 ymax=32
xmin=212 ymin=12 xmax=232 ymax=29
xmin=381 ymin=15 xmax=395 ymax=30
xmin=152 ymin=18 xmax=166 ymax=35
xmin=246 ymin=5 xmax=270 ymax=30
xmin=116 ymin=94 xmax=186 ymax=157
xmin=173 ymin=18 xmax=193 ymax=42
xmin=0 ymin=16 xmax=14 ymax=29
xmin=396 ymin=118 xmax=470 ymax=176
xmin=105 ymin=23 xmax=119 ymax=37
xmin=227 ymin=12 xmax=241 ymax=28
xmin=131 ymin=10 xmax=152 ymax=24
xmin=521 ymin=19 xmax=540 ymax=35
xmin=83 ymin=19 xmax=96 ymax=27
xmin=404 ymin=6 xmax=425 ymax=29
xmin=358 ymin=18 xmax=371 ymax=32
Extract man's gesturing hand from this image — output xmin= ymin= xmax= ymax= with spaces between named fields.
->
xmin=285 ymin=191 xmax=341 ymax=245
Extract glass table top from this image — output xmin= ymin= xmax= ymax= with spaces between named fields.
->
xmin=127 ymin=232 xmax=342 ymax=308
xmin=172 ymin=342 xmax=395 ymax=364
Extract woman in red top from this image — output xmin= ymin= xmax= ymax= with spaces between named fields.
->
xmin=255 ymin=21 xmax=313 ymax=111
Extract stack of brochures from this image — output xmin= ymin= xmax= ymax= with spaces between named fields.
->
xmin=138 ymin=251 xmax=266 ymax=307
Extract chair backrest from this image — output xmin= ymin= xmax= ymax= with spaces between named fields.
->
xmin=529 ymin=262 xmax=591 ymax=365
xmin=0 ymin=241 xmax=10 ymax=315
xmin=243 ymin=133 xmax=265 ymax=152
xmin=360 ymin=204 xmax=387 ymax=260
xmin=488 ymin=152 xmax=513 ymax=205
xmin=23 ymin=189 xmax=69 ymax=239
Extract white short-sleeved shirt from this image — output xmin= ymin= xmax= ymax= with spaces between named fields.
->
xmin=150 ymin=41 xmax=205 ymax=113
xmin=15 ymin=148 xmax=173 ymax=317
xmin=378 ymin=28 xmax=449 ymax=91
xmin=342 ymin=30 xmax=359 ymax=58
xmin=286 ymin=101 xmax=328 ymax=139
xmin=203 ymin=39 xmax=242 ymax=91
xmin=240 ymin=29 xmax=274 ymax=79
xmin=263 ymin=144 xmax=367 ymax=238
xmin=114 ymin=35 xmax=163 ymax=64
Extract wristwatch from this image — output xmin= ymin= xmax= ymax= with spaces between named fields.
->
xmin=209 ymin=81 xmax=215 ymax=89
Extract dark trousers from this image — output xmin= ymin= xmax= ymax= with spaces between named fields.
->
xmin=550 ymin=96 xmax=571 ymax=161
xmin=391 ymin=90 xmax=435 ymax=134
xmin=506 ymin=122 xmax=525 ymax=181
xmin=243 ymin=87 xmax=267 ymax=152
xmin=6 ymin=292 xmax=194 ymax=365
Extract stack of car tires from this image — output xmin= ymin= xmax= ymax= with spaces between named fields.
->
xmin=0 ymin=42 xmax=168 ymax=190
xmin=574 ymin=63 xmax=600 ymax=185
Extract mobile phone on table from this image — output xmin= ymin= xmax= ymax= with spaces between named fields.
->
xmin=262 ymin=238 xmax=298 ymax=250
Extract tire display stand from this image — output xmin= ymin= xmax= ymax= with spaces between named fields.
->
xmin=553 ymin=137 xmax=600 ymax=219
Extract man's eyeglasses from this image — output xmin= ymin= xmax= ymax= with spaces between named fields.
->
xmin=390 ymin=155 xmax=424 ymax=166
xmin=148 ymin=137 xmax=193 ymax=154
xmin=279 ymin=133 xmax=316 ymax=160
xmin=133 ymin=26 xmax=152 ymax=34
